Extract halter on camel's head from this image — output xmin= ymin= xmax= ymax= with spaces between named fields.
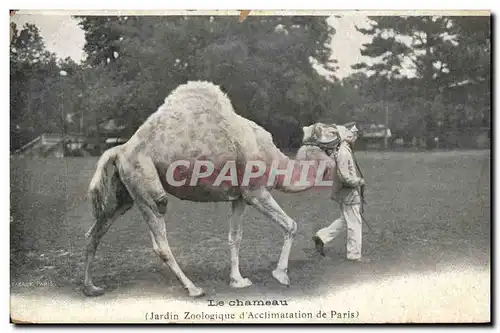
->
xmin=301 ymin=123 xmax=341 ymax=155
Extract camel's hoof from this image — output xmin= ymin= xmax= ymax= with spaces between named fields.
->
xmin=83 ymin=284 xmax=106 ymax=297
xmin=230 ymin=277 xmax=253 ymax=288
xmin=188 ymin=287 xmax=205 ymax=298
xmin=272 ymin=269 xmax=290 ymax=286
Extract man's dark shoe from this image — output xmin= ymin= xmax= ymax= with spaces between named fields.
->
xmin=312 ymin=236 xmax=325 ymax=256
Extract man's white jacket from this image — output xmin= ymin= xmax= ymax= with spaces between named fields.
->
xmin=331 ymin=141 xmax=363 ymax=205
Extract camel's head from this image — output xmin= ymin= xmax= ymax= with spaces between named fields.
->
xmin=302 ymin=122 xmax=340 ymax=150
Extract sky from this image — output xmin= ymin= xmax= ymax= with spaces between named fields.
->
xmin=11 ymin=13 xmax=374 ymax=79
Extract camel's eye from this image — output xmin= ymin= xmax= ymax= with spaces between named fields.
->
xmin=327 ymin=128 xmax=337 ymax=136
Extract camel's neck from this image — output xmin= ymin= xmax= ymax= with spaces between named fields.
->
xmin=270 ymin=148 xmax=332 ymax=193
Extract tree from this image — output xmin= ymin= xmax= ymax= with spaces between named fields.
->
xmin=194 ymin=16 xmax=340 ymax=146
xmin=10 ymin=22 xmax=87 ymax=151
xmin=75 ymin=15 xmax=340 ymax=149
xmin=351 ymin=16 xmax=489 ymax=148
xmin=353 ymin=17 xmax=457 ymax=83
xmin=76 ymin=16 xmax=124 ymax=67
xmin=445 ymin=16 xmax=490 ymax=86
xmin=10 ymin=22 xmax=60 ymax=150
xmin=443 ymin=16 xmax=491 ymax=130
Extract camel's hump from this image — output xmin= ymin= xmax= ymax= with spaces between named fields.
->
xmin=159 ymin=80 xmax=237 ymax=121
xmin=164 ymin=80 xmax=229 ymax=104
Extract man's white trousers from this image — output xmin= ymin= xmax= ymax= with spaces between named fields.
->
xmin=316 ymin=203 xmax=362 ymax=260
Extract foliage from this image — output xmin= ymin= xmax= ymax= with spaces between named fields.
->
xmin=71 ymin=15 xmax=340 ymax=149
xmin=10 ymin=15 xmax=490 ymax=152
xmin=10 ymin=22 xmax=72 ymax=149
xmin=350 ymin=16 xmax=491 ymax=148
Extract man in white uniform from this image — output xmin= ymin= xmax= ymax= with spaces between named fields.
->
xmin=313 ymin=122 xmax=370 ymax=263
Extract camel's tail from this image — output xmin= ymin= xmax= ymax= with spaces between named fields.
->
xmin=87 ymin=146 xmax=127 ymax=237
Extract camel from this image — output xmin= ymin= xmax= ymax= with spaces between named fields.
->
xmin=84 ymin=81 xmax=340 ymax=298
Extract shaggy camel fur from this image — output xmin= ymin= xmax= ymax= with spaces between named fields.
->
xmin=84 ymin=81 xmax=340 ymax=297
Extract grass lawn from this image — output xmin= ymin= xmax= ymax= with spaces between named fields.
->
xmin=9 ymin=150 xmax=491 ymax=323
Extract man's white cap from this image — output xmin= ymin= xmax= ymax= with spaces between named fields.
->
xmin=343 ymin=122 xmax=359 ymax=133
xmin=337 ymin=122 xmax=359 ymax=141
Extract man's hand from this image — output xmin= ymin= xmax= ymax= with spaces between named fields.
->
xmin=358 ymin=178 xmax=366 ymax=187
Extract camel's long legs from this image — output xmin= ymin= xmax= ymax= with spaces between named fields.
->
xmin=141 ymin=204 xmax=204 ymax=297
xmin=245 ymin=188 xmax=297 ymax=286
xmin=228 ymin=198 xmax=252 ymax=288
xmin=120 ymin=155 xmax=204 ymax=297
xmin=83 ymin=202 xmax=133 ymax=296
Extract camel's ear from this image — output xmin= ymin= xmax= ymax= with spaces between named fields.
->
xmin=313 ymin=123 xmax=323 ymax=139
xmin=302 ymin=125 xmax=314 ymax=141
